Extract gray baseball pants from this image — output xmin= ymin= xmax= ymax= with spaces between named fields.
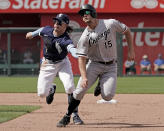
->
xmin=73 ymin=60 xmax=117 ymax=101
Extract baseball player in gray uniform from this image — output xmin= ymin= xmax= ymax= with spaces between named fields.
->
xmin=57 ymin=4 xmax=135 ymax=127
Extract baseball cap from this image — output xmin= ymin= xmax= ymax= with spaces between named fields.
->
xmin=53 ymin=13 xmax=69 ymax=24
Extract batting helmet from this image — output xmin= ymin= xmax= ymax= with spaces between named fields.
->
xmin=78 ymin=4 xmax=97 ymax=18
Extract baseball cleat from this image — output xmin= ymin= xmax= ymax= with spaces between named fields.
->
xmin=46 ymin=84 xmax=56 ymax=104
xmin=57 ymin=115 xmax=70 ymax=127
xmin=73 ymin=114 xmax=84 ymax=125
xmin=94 ymin=82 xmax=101 ymax=97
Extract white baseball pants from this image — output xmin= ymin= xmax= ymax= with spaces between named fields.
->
xmin=37 ymin=57 xmax=75 ymax=97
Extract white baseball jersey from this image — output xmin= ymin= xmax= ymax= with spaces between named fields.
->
xmin=77 ymin=19 xmax=127 ymax=62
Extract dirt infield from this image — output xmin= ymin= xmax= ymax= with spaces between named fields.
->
xmin=0 ymin=93 xmax=164 ymax=131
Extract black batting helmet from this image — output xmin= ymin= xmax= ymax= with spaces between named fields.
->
xmin=78 ymin=4 xmax=97 ymax=18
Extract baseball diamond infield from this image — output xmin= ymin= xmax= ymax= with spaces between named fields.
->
xmin=0 ymin=93 xmax=164 ymax=131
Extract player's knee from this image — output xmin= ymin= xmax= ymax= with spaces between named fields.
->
xmin=73 ymin=94 xmax=84 ymax=100
xmin=73 ymin=86 xmax=87 ymax=100
xmin=102 ymin=94 xmax=114 ymax=101
xmin=73 ymin=91 xmax=85 ymax=100
xmin=37 ymin=86 xmax=49 ymax=97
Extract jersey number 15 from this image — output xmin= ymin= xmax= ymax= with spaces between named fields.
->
xmin=104 ymin=40 xmax=112 ymax=49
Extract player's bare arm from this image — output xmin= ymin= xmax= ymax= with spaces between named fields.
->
xmin=124 ymin=27 xmax=135 ymax=60
xmin=78 ymin=56 xmax=88 ymax=88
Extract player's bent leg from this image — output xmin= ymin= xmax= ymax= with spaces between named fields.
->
xmin=73 ymin=77 xmax=88 ymax=100
xmin=100 ymin=67 xmax=117 ymax=101
xmin=101 ymin=82 xmax=116 ymax=101
xmin=74 ymin=62 xmax=99 ymax=100
xmin=37 ymin=85 xmax=48 ymax=98
xmin=37 ymin=72 xmax=50 ymax=97
xmin=58 ymin=57 xmax=75 ymax=94
xmin=37 ymin=75 xmax=55 ymax=100
xmin=37 ymin=64 xmax=57 ymax=103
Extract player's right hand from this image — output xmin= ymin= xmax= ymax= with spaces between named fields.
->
xmin=80 ymin=78 xmax=88 ymax=88
xmin=128 ymin=49 xmax=135 ymax=61
xmin=26 ymin=32 xmax=33 ymax=39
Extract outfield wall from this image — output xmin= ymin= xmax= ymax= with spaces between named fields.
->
xmin=40 ymin=13 xmax=164 ymax=75
xmin=0 ymin=0 xmax=164 ymax=75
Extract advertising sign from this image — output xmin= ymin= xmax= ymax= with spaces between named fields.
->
xmin=0 ymin=0 xmax=163 ymax=13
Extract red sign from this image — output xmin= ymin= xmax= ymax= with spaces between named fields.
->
xmin=0 ymin=0 xmax=163 ymax=13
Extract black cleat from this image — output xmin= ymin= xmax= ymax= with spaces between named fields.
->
xmin=94 ymin=82 xmax=101 ymax=97
xmin=46 ymin=84 xmax=56 ymax=104
xmin=73 ymin=114 xmax=84 ymax=125
xmin=57 ymin=115 xmax=70 ymax=127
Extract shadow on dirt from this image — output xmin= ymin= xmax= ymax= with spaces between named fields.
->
xmin=81 ymin=122 xmax=164 ymax=128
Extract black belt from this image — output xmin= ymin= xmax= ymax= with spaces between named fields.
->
xmin=96 ymin=60 xmax=116 ymax=65
xmin=45 ymin=59 xmax=62 ymax=64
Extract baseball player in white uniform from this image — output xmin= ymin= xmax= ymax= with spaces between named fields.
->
xmin=26 ymin=13 xmax=83 ymax=125
xmin=57 ymin=4 xmax=135 ymax=127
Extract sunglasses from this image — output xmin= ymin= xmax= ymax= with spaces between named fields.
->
xmin=80 ymin=10 xmax=91 ymax=16
xmin=53 ymin=20 xmax=63 ymax=26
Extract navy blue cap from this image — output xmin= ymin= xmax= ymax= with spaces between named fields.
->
xmin=53 ymin=13 xmax=69 ymax=24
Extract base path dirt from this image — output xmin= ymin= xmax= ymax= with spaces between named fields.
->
xmin=0 ymin=93 xmax=164 ymax=131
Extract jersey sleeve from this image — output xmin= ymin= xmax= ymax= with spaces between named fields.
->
xmin=31 ymin=27 xmax=43 ymax=37
xmin=111 ymin=19 xmax=127 ymax=34
xmin=76 ymin=29 xmax=89 ymax=57
xmin=64 ymin=36 xmax=74 ymax=46
xmin=39 ymin=26 xmax=52 ymax=36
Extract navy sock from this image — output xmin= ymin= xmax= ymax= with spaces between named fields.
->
xmin=66 ymin=94 xmax=80 ymax=116
xmin=68 ymin=94 xmax=78 ymax=114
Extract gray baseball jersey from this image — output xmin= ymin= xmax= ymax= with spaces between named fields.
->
xmin=77 ymin=19 xmax=127 ymax=61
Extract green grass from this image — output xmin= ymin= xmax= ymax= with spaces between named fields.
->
xmin=0 ymin=105 xmax=41 ymax=123
xmin=116 ymin=77 xmax=164 ymax=94
xmin=0 ymin=76 xmax=164 ymax=94
xmin=0 ymin=77 xmax=38 ymax=93
xmin=0 ymin=76 xmax=163 ymax=123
